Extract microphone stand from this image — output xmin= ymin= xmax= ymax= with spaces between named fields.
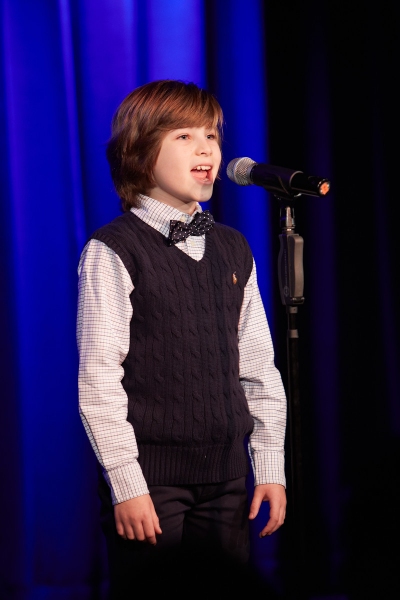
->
xmin=226 ymin=157 xmax=330 ymax=596
xmin=276 ymin=196 xmax=307 ymax=600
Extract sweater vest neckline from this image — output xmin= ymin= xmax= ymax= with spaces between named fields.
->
xmin=127 ymin=210 xmax=214 ymax=268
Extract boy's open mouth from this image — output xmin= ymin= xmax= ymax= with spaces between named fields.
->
xmin=191 ymin=165 xmax=212 ymax=182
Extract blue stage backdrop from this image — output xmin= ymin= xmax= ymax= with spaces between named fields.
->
xmin=0 ymin=1 xmax=277 ymax=598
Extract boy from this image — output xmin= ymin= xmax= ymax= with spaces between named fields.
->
xmin=77 ymin=80 xmax=287 ymax=596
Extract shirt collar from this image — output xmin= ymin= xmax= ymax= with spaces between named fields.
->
xmin=131 ymin=195 xmax=203 ymax=238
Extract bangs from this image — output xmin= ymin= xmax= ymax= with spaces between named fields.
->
xmin=171 ymin=98 xmax=222 ymax=135
xmin=150 ymin=82 xmax=224 ymax=143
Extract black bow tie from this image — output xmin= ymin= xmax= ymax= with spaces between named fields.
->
xmin=167 ymin=210 xmax=215 ymax=246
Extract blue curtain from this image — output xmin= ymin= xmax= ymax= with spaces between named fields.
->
xmin=0 ymin=1 xmax=275 ymax=598
xmin=1 ymin=1 xmax=399 ymax=599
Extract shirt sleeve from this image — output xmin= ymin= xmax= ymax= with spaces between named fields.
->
xmin=77 ymin=238 xmax=149 ymax=504
xmin=238 ymin=258 xmax=287 ymax=487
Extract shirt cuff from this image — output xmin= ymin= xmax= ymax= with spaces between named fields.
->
xmin=251 ymin=451 xmax=286 ymax=488
xmin=103 ymin=461 xmax=150 ymax=505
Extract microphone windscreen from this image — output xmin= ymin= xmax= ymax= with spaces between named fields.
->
xmin=226 ymin=157 xmax=256 ymax=186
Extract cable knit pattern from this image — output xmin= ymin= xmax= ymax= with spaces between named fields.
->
xmin=90 ymin=211 xmax=254 ymax=485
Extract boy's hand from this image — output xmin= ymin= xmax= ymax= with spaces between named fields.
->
xmin=248 ymin=483 xmax=286 ymax=537
xmin=114 ymin=494 xmax=162 ymax=545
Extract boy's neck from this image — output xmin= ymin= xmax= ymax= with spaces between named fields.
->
xmin=147 ymin=194 xmax=199 ymax=215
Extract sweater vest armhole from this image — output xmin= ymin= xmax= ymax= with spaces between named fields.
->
xmin=243 ymin=241 xmax=254 ymax=286
xmin=90 ymin=232 xmax=137 ymax=284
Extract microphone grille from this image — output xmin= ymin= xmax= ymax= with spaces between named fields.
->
xmin=226 ymin=157 xmax=256 ymax=186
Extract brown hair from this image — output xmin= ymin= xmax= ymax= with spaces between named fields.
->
xmin=106 ymin=80 xmax=224 ymax=211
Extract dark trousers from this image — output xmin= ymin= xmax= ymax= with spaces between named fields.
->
xmin=99 ymin=477 xmax=259 ymax=599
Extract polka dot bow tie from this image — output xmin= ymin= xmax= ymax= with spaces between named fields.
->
xmin=167 ymin=210 xmax=215 ymax=246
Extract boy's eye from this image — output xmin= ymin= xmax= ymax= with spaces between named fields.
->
xmin=207 ymin=134 xmax=216 ymax=140
xmin=178 ymin=134 xmax=189 ymax=139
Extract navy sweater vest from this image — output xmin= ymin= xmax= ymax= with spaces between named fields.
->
xmin=91 ymin=211 xmax=254 ymax=485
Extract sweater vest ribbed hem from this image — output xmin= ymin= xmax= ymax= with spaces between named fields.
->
xmin=137 ymin=440 xmax=249 ymax=486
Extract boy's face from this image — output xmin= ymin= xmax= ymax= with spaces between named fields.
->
xmin=148 ymin=126 xmax=221 ymax=214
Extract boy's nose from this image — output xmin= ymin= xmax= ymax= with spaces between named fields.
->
xmin=196 ymin=140 xmax=212 ymax=155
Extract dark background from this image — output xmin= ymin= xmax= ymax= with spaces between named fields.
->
xmin=262 ymin=2 xmax=400 ymax=598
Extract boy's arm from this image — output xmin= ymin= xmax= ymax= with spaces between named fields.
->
xmin=238 ymin=258 xmax=287 ymax=534
xmin=77 ymin=240 xmax=161 ymax=542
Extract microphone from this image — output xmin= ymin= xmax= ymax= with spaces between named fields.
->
xmin=226 ymin=157 xmax=331 ymax=198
